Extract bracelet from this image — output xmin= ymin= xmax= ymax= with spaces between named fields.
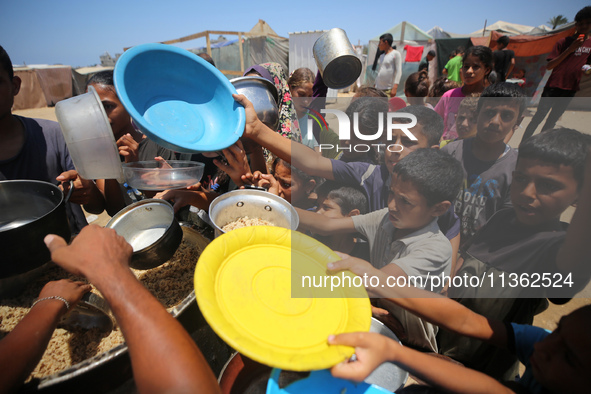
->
xmin=31 ymin=296 xmax=70 ymax=311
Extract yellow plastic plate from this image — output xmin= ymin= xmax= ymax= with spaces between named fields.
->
xmin=195 ymin=226 xmax=371 ymax=371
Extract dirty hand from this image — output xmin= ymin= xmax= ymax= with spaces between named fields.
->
xmin=44 ymin=225 xmax=132 ymax=282
xmin=328 ymin=332 xmax=398 ymax=382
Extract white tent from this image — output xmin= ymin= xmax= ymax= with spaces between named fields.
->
xmin=470 ymin=21 xmax=536 ymax=36
xmin=364 ymin=21 xmax=434 ymax=94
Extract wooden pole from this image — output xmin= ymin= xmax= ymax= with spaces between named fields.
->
xmin=482 ymin=19 xmax=488 ymax=37
xmin=238 ymin=33 xmax=244 ymax=73
xmin=206 ymin=32 xmax=211 ymax=56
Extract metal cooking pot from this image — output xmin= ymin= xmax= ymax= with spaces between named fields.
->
xmin=22 ymin=225 xmax=228 ymax=393
xmin=313 ymin=28 xmax=362 ymax=90
xmin=208 ymin=189 xmax=299 ymax=238
xmin=105 ymin=199 xmax=182 ymax=270
xmin=0 ymin=180 xmax=71 ymax=279
xmin=230 ymin=76 xmax=280 ymax=131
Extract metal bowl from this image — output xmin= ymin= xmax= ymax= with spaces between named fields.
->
xmin=0 ymin=180 xmax=71 ymax=279
xmin=208 ymin=189 xmax=299 ymax=238
xmin=230 ymin=76 xmax=280 ymax=131
xmin=105 ymin=199 xmax=183 ymax=270
xmin=366 ymin=318 xmax=409 ymax=392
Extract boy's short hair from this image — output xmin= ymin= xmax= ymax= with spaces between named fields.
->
xmin=197 ymin=52 xmax=216 ymax=67
xmin=0 ymin=45 xmax=14 ymax=80
xmin=394 ymin=105 xmax=443 ymax=147
xmin=427 ymin=50 xmax=436 ymax=57
xmin=380 ymin=33 xmax=394 ymax=47
xmin=496 ymin=35 xmax=510 ymax=47
xmin=87 ymin=70 xmax=115 ymax=89
xmin=346 ymin=96 xmax=390 ymax=134
xmin=392 ymin=148 xmax=463 ymax=206
xmin=315 ymin=181 xmax=368 ymax=215
xmin=458 ymin=97 xmax=479 ymax=114
xmin=518 ymin=128 xmax=591 ymax=189
xmin=575 ymin=6 xmax=591 ymax=22
xmin=477 ymin=82 xmax=527 ymax=117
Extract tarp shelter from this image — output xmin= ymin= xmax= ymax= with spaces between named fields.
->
xmin=470 ymin=21 xmax=537 ymax=37
xmin=13 ymin=65 xmax=72 ymax=110
xmin=154 ymin=20 xmax=289 ymax=80
xmin=363 ymin=21 xmax=435 ymax=96
xmin=72 ymin=66 xmax=114 ymax=96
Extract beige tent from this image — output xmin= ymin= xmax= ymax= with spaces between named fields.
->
xmin=13 ymin=65 xmax=72 ymax=110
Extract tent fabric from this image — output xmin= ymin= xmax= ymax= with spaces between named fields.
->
xmin=246 ymin=19 xmax=283 ymax=39
xmin=470 ymin=21 xmax=536 ymax=36
xmin=434 ymin=38 xmax=472 ymax=76
xmin=13 ymin=65 xmax=72 ymax=110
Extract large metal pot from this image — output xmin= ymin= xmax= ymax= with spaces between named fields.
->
xmin=21 ymin=225 xmax=230 ymax=393
xmin=208 ymin=189 xmax=299 ymax=238
xmin=0 ymin=180 xmax=71 ymax=279
xmin=105 ymin=199 xmax=182 ymax=270
xmin=313 ymin=28 xmax=362 ymax=90
xmin=230 ymin=76 xmax=280 ymax=131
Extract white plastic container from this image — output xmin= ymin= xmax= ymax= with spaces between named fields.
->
xmin=56 ymin=86 xmax=124 ymax=181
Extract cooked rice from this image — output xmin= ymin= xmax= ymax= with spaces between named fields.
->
xmin=221 ymin=216 xmax=275 ymax=232
xmin=0 ymin=236 xmax=205 ymax=381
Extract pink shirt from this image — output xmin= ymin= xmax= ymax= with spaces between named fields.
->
xmin=434 ymin=87 xmax=465 ymax=140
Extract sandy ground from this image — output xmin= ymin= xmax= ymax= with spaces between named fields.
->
xmin=14 ymin=105 xmax=591 ymax=381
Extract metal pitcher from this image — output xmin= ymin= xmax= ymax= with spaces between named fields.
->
xmin=313 ymin=28 xmax=362 ymax=90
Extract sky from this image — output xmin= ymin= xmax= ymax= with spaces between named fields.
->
xmin=1 ymin=0 xmax=589 ymax=68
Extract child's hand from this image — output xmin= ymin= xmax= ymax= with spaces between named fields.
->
xmin=233 ymin=94 xmax=262 ymax=139
xmin=214 ymin=140 xmax=252 ymax=186
xmin=117 ymin=133 xmax=140 ymax=163
xmin=56 ymin=170 xmax=97 ymax=205
xmin=327 ymin=253 xmax=386 ymax=295
xmin=37 ymin=279 xmax=91 ymax=315
xmin=154 ymin=187 xmax=210 ymax=212
xmin=328 ymin=332 xmax=399 ymax=382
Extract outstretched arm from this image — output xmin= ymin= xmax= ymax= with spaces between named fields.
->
xmin=0 ymin=280 xmax=90 ymax=394
xmin=295 ymin=207 xmax=357 ymax=236
xmin=329 ymin=332 xmax=513 ymax=394
xmin=44 ymin=225 xmax=220 ymax=394
xmin=234 ymin=94 xmax=335 ymax=180
xmin=547 ymin=35 xmax=586 ymax=70
xmin=328 ymin=256 xmax=508 ymax=348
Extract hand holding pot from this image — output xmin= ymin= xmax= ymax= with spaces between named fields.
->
xmin=56 ymin=170 xmax=103 ymax=209
xmin=44 ymin=225 xmax=132 ymax=284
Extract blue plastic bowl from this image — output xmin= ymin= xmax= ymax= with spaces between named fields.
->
xmin=114 ymin=43 xmax=245 ymax=153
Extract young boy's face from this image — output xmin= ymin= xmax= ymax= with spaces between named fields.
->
xmin=455 ymin=107 xmax=477 ymax=140
xmin=90 ymin=83 xmax=132 ymax=140
xmin=316 ymin=196 xmax=346 ymax=219
xmin=476 ymin=101 xmax=521 ymax=145
xmin=387 ymin=173 xmax=440 ymax=231
xmin=383 ymin=124 xmax=432 ymax=174
xmin=511 ymin=158 xmax=579 ymax=226
xmin=530 ymin=308 xmax=591 ymax=393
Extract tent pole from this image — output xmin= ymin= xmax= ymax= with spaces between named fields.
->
xmin=482 ymin=19 xmax=487 ymax=37
xmin=206 ymin=32 xmax=212 ymax=56
xmin=401 ymin=21 xmax=406 ymax=47
xmin=238 ymin=33 xmax=244 ymax=73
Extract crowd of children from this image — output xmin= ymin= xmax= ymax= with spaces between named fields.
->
xmin=3 ymin=6 xmax=591 ymax=393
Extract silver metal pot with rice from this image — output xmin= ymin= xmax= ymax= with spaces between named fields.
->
xmin=13 ymin=224 xmax=232 ymax=393
xmin=208 ymin=189 xmax=299 ymax=238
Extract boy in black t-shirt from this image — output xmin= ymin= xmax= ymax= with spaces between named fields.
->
xmin=439 ymin=128 xmax=591 ymax=381
xmin=492 ymin=35 xmax=515 ymax=82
